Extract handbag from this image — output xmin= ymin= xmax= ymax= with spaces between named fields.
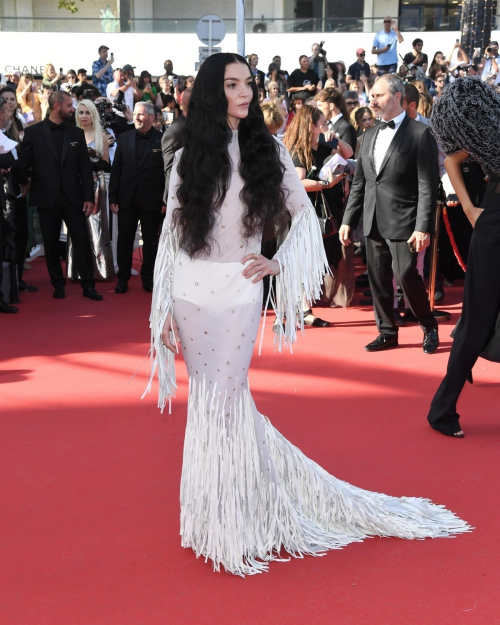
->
xmin=314 ymin=189 xmax=338 ymax=239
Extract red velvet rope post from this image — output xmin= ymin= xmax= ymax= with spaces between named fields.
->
xmin=442 ymin=206 xmax=467 ymax=272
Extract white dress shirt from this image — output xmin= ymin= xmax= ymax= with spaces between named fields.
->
xmin=328 ymin=112 xmax=343 ymax=131
xmin=373 ymin=110 xmax=406 ymax=174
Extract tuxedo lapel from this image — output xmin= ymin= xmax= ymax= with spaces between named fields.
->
xmin=127 ymin=130 xmax=137 ymax=169
xmin=61 ymin=126 xmax=71 ymax=164
xmin=376 ymin=115 xmax=410 ymax=179
xmin=366 ymin=126 xmax=380 ymax=176
xmin=40 ymin=120 xmax=60 ymax=163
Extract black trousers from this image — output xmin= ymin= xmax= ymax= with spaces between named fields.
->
xmin=117 ymin=205 xmax=163 ymax=287
xmin=37 ymin=205 xmax=95 ymax=290
xmin=366 ymin=219 xmax=437 ymax=337
xmin=14 ymin=196 xmax=29 ymax=282
xmin=427 ymin=187 xmax=500 ymax=427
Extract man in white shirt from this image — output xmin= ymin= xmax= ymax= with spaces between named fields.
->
xmin=340 ymin=74 xmax=439 ymax=354
xmin=480 ymin=40 xmax=500 ymax=86
xmin=106 ymin=68 xmax=137 ymax=117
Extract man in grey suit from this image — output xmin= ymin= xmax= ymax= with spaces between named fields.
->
xmin=161 ymin=88 xmax=191 ymax=200
xmin=340 ymin=74 xmax=439 ymax=353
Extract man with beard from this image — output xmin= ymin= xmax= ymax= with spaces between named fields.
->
xmin=340 ymin=74 xmax=439 ymax=354
xmin=14 ymin=91 xmax=101 ymax=300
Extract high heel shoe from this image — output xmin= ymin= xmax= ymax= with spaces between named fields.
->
xmin=429 ymin=420 xmax=465 ymax=438
xmin=303 ymin=309 xmax=330 ymax=328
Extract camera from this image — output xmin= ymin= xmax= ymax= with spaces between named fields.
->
xmin=113 ymin=90 xmax=128 ymax=112
xmin=95 ymin=100 xmax=114 ymax=129
xmin=318 ymin=41 xmax=327 ymax=56
xmin=83 ymin=88 xmax=96 ymax=100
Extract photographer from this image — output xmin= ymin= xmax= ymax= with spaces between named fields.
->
xmin=264 ymin=63 xmax=288 ymax=106
xmin=480 ymin=41 xmax=500 ymax=86
xmin=372 ymin=16 xmax=404 ymax=75
xmin=309 ymin=42 xmax=328 ymax=80
xmin=92 ymin=45 xmax=114 ymax=97
xmin=288 ymin=55 xmax=319 ymax=102
xmin=346 ymin=49 xmax=371 ymax=85
xmin=60 ymin=70 xmax=77 ymax=93
xmin=106 ymin=68 xmax=137 ymax=133
xmin=403 ymin=39 xmax=428 ymax=80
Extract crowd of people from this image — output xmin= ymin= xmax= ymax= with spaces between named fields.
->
xmin=1 ymin=23 xmax=498 ymax=316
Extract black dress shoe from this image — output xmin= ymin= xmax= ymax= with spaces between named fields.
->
xmin=365 ymin=334 xmax=399 ymax=352
xmin=19 ymin=280 xmax=39 ymax=292
xmin=0 ymin=299 xmax=19 ymax=313
xmin=83 ymin=288 xmax=103 ymax=301
xmin=423 ymin=328 xmax=439 ymax=354
xmin=142 ymin=284 xmax=153 ymax=293
xmin=115 ymin=282 xmax=128 ymax=294
xmin=53 ymin=287 xmax=66 ymax=299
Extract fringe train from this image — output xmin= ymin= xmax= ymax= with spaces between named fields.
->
xmin=142 ymin=225 xmax=179 ymax=413
xmin=261 ymin=204 xmax=331 ymax=354
xmin=180 ymin=377 xmax=472 ymax=577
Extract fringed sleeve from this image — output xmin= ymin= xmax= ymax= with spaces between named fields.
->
xmin=260 ymin=139 xmax=330 ymax=354
xmin=142 ymin=151 xmax=182 ymax=413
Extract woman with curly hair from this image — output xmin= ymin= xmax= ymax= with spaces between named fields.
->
xmin=428 ymin=77 xmax=500 ymax=438
xmin=146 ymin=53 xmax=469 ymax=577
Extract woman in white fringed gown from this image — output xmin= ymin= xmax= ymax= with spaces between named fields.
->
xmin=145 ymin=53 xmax=470 ymax=577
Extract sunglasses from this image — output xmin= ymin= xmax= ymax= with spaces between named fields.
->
xmin=384 ymin=20 xmax=392 ymax=23
xmin=359 ymin=53 xmax=366 ymax=56
xmin=345 ymin=100 xmax=357 ymax=105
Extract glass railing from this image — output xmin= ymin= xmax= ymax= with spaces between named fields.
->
xmin=0 ymin=16 xmax=470 ymax=34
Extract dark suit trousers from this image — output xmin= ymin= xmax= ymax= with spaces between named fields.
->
xmin=117 ymin=204 xmax=163 ymax=286
xmin=366 ymin=218 xmax=436 ymax=337
xmin=14 ymin=196 xmax=29 ymax=282
xmin=37 ymin=205 xmax=95 ymax=290
xmin=427 ymin=189 xmax=500 ymax=427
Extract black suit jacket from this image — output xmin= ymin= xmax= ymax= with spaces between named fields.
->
xmin=14 ymin=119 xmax=94 ymax=209
xmin=342 ymin=115 xmax=439 ymax=239
xmin=331 ymin=115 xmax=358 ymax=153
xmin=161 ymin=114 xmax=185 ymax=203
xmin=108 ymin=128 xmax=165 ymax=211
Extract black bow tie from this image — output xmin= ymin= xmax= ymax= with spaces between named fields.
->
xmin=136 ymin=131 xmax=150 ymax=139
xmin=48 ymin=122 xmax=65 ymax=131
xmin=379 ymin=120 xmax=396 ymax=130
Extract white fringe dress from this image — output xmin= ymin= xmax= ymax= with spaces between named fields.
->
xmin=145 ymin=131 xmax=470 ymax=577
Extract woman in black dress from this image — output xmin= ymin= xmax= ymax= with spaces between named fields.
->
xmin=427 ymin=77 xmax=500 ymax=438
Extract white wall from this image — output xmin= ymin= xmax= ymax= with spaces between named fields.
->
xmin=2 ymin=30 xmax=497 ymax=77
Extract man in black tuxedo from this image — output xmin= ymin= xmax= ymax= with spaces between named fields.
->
xmin=161 ymin=88 xmax=191 ymax=202
xmin=14 ymin=91 xmax=101 ymax=300
xmin=340 ymin=74 xmax=439 ymax=353
xmin=316 ymin=87 xmax=358 ymax=152
xmin=109 ymin=101 xmax=165 ymax=293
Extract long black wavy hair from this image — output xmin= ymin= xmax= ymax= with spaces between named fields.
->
xmin=174 ymin=52 xmax=289 ymax=258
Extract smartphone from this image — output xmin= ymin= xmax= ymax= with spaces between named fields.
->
xmin=172 ymin=77 xmax=178 ymax=88
xmin=60 ymin=67 xmax=63 ymax=73
xmin=318 ymin=133 xmax=339 ymax=149
xmin=456 ymin=39 xmax=460 ymax=44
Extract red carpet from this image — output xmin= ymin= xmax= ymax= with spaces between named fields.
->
xmin=1 ymin=258 xmax=499 ymax=625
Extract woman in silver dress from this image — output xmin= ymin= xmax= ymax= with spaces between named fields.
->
xmin=68 ymin=99 xmax=114 ymax=280
xmin=146 ymin=53 xmax=470 ymax=577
